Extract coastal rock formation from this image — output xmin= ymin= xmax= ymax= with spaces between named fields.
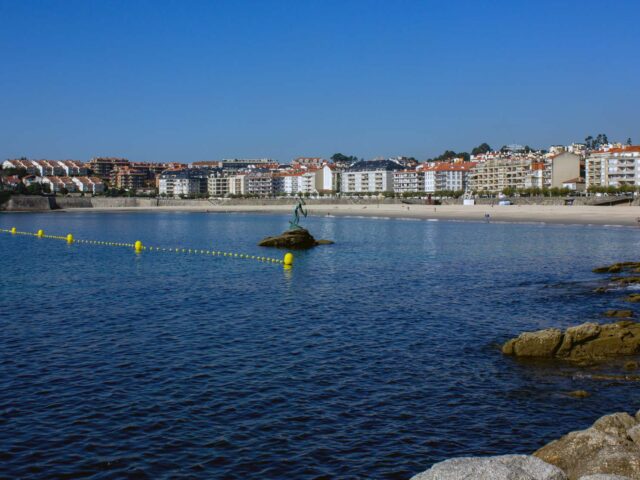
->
xmin=410 ymin=454 xmax=567 ymax=480
xmin=409 ymin=412 xmax=640 ymax=480
xmin=593 ymin=263 xmax=640 ymax=274
xmin=258 ymin=228 xmax=333 ymax=249
xmin=502 ymin=321 xmax=640 ymax=361
xmin=604 ymin=310 xmax=634 ymax=318
xmin=566 ymin=390 xmax=590 ymax=398
xmin=534 ymin=411 xmax=640 ymax=479
xmin=624 ymin=294 xmax=640 ymax=303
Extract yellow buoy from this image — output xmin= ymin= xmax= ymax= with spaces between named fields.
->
xmin=11 ymin=227 xmax=16 ymax=234
xmin=283 ymin=252 xmax=293 ymax=266
xmin=36 ymin=229 xmax=44 ymax=238
xmin=66 ymin=234 xmax=74 ymax=244
xmin=134 ymin=240 xmax=143 ymax=253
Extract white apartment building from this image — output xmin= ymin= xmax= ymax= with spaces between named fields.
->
xmin=341 ymin=160 xmax=401 ymax=194
xmin=281 ymin=165 xmax=337 ymax=195
xmin=2 ymin=159 xmax=40 ymax=175
xmin=42 ymin=176 xmax=77 ymax=193
xmin=282 ymin=173 xmax=316 ymax=195
xmin=71 ymin=176 xmax=106 ymax=194
xmin=422 ymin=162 xmax=476 ymax=193
xmin=159 ymin=169 xmax=208 ymax=197
xmin=393 ymin=170 xmax=424 ymax=193
xmin=207 ymin=170 xmax=229 ymax=197
xmin=227 ymin=175 xmax=246 ymax=196
xmin=586 ymin=146 xmax=640 ymax=188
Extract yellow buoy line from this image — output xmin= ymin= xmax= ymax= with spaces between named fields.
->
xmin=0 ymin=227 xmax=294 ymax=267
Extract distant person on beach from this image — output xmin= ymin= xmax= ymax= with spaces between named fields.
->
xmin=485 ymin=213 xmax=491 ymax=223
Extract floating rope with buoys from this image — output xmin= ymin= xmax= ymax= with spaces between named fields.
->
xmin=0 ymin=227 xmax=293 ymax=267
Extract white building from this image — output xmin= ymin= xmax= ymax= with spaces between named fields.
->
xmin=282 ymin=173 xmax=315 ymax=195
xmin=423 ymin=162 xmax=476 ymax=193
xmin=586 ymin=146 xmax=640 ymax=188
xmin=72 ymin=176 xmax=106 ymax=194
xmin=2 ymin=159 xmax=40 ymax=175
xmin=341 ymin=160 xmax=401 ymax=194
xmin=207 ymin=170 xmax=229 ymax=197
xmin=42 ymin=176 xmax=77 ymax=193
xmin=159 ymin=169 xmax=208 ymax=197
xmin=227 ymin=175 xmax=246 ymax=196
xmin=393 ymin=170 xmax=424 ymax=193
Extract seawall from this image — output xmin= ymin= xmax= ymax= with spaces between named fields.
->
xmin=2 ymin=195 xmax=639 ymax=212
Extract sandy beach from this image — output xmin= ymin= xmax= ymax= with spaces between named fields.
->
xmin=55 ymin=203 xmax=640 ymax=227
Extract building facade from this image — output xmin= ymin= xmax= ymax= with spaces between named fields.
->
xmin=586 ymin=146 xmax=640 ymax=188
xmin=422 ymin=162 xmax=475 ymax=193
xmin=341 ymin=160 xmax=401 ymax=194
xmin=207 ymin=170 xmax=229 ymax=197
xmin=393 ymin=170 xmax=424 ymax=193
xmin=158 ymin=169 xmax=208 ymax=197
xmin=88 ymin=157 xmax=130 ymax=178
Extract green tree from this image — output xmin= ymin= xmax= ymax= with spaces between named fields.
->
xmin=26 ymin=183 xmax=43 ymax=195
xmin=585 ymin=136 xmax=594 ymax=149
xmin=471 ymin=143 xmax=491 ymax=156
xmin=330 ymin=153 xmax=358 ymax=165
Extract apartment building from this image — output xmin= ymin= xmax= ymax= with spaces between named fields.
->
xmin=227 ymin=174 xmax=246 ymax=196
xmin=422 ymin=162 xmax=476 ymax=193
xmin=114 ymin=167 xmax=148 ymax=191
xmin=60 ymin=160 xmax=88 ymax=176
xmin=245 ymin=172 xmax=282 ymax=196
xmin=2 ymin=159 xmax=41 ymax=175
xmin=586 ymin=146 xmax=640 ymax=188
xmin=393 ymin=170 xmax=424 ymax=193
xmin=88 ymin=157 xmax=130 ymax=178
xmin=469 ymin=156 xmax=546 ymax=193
xmin=42 ymin=176 xmax=77 ymax=193
xmin=341 ymin=160 xmax=401 ymax=194
xmin=158 ymin=169 xmax=208 ymax=197
xmin=282 ymin=172 xmax=316 ymax=195
xmin=71 ymin=176 xmax=106 ymax=194
xmin=207 ymin=170 xmax=229 ymax=197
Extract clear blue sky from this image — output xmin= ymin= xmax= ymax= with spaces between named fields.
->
xmin=1 ymin=0 xmax=638 ymax=163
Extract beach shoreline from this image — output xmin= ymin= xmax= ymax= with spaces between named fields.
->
xmin=24 ymin=203 xmax=640 ymax=227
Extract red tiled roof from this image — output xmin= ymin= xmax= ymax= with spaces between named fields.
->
xmin=592 ymin=146 xmax=640 ymax=154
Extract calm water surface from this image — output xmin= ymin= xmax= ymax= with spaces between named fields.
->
xmin=1 ymin=212 xmax=639 ymax=479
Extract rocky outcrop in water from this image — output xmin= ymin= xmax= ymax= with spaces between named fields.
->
xmin=593 ymin=263 xmax=640 ymax=274
xmin=258 ymin=228 xmax=333 ymax=249
xmin=534 ymin=411 xmax=640 ymax=479
xmin=410 ymin=454 xmax=567 ymax=480
xmin=604 ymin=310 xmax=634 ymax=318
xmin=501 ymin=321 xmax=640 ymax=361
xmin=410 ymin=412 xmax=640 ymax=480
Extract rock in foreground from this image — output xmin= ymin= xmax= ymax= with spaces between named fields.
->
xmin=258 ymin=228 xmax=333 ymax=249
xmin=410 ymin=454 xmax=567 ymax=480
xmin=502 ymin=321 xmax=640 ymax=361
xmin=535 ymin=411 xmax=640 ymax=479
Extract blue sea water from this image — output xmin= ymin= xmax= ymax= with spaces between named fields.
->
xmin=1 ymin=212 xmax=640 ymax=479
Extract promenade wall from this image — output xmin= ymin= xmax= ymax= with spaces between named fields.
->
xmin=2 ymin=195 xmax=639 ymax=211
